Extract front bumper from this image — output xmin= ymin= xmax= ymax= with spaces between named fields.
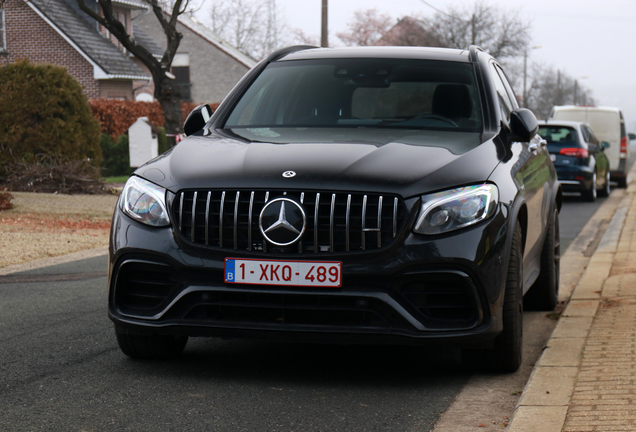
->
xmin=108 ymin=204 xmax=511 ymax=348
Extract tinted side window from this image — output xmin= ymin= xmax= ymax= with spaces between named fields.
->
xmin=586 ymin=126 xmax=599 ymax=145
xmin=495 ymin=65 xmax=519 ymax=110
xmin=581 ymin=126 xmax=590 ymax=143
xmin=490 ymin=63 xmax=514 ymax=122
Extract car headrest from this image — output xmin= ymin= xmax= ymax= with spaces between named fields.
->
xmin=432 ymin=84 xmax=472 ymax=119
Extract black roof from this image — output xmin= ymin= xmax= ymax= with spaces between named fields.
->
xmin=29 ymin=0 xmax=148 ymax=78
xmin=132 ymin=22 xmax=164 ymax=58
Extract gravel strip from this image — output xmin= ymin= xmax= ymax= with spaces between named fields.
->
xmin=0 ymin=192 xmax=119 ymax=269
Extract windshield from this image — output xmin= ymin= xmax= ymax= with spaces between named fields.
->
xmin=225 ymin=58 xmax=483 ymax=133
xmin=538 ymin=126 xmax=580 ymax=147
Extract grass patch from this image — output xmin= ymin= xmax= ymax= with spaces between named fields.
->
xmin=103 ymin=176 xmax=129 ymax=184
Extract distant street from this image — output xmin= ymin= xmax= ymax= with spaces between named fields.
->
xmin=559 ymin=139 xmax=636 ymax=252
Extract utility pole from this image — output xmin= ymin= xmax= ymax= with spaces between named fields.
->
xmin=523 ymin=50 xmax=527 ymax=107
xmin=522 ymin=46 xmax=541 ymax=108
xmin=265 ymin=0 xmax=277 ymax=53
xmin=574 ymin=79 xmax=578 ymax=106
xmin=321 ymin=0 xmax=328 ymax=47
xmin=556 ymin=69 xmax=561 ymax=105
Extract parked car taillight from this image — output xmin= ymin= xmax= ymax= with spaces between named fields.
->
xmin=559 ymin=148 xmax=589 ymax=158
xmin=621 ymin=136 xmax=628 ymax=156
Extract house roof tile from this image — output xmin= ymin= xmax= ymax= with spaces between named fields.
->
xmin=28 ymin=0 xmax=149 ymax=79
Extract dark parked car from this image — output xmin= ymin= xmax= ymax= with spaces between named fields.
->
xmin=538 ymin=120 xmax=610 ymax=201
xmin=109 ymin=45 xmax=561 ymax=372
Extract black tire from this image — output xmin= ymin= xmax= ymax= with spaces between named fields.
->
xmin=524 ymin=208 xmax=560 ymax=311
xmin=464 ymin=221 xmax=523 ymax=373
xmin=582 ymin=172 xmax=597 ymax=202
xmin=116 ymin=330 xmax=188 ymax=359
xmin=598 ymin=170 xmax=611 ymax=197
xmin=617 ymin=175 xmax=628 ymax=188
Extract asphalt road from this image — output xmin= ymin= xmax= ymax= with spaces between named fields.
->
xmin=1 ymin=256 xmax=472 ymax=431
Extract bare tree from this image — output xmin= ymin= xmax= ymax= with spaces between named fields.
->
xmin=336 ymin=8 xmax=393 ymax=47
xmin=290 ymin=28 xmax=320 ymax=46
xmin=209 ymin=0 xmax=286 ymax=60
xmin=425 ymin=0 xmax=531 ymax=59
xmin=525 ymin=65 xmax=594 ymax=119
xmin=76 ymin=0 xmax=190 ymax=147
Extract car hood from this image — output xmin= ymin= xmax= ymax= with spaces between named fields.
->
xmin=138 ymin=128 xmax=503 ymax=198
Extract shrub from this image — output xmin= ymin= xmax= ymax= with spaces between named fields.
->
xmin=0 ymin=191 xmax=13 ymax=211
xmin=89 ymin=100 xmax=219 ymax=140
xmin=100 ymin=133 xmax=133 ymax=177
xmin=89 ymin=99 xmax=164 ymax=139
xmin=157 ymin=127 xmax=168 ymax=155
xmin=0 ymin=59 xmax=102 ymax=175
xmin=2 ymin=156 xmax=108 ymax=194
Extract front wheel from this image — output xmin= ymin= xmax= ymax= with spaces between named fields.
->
xmin=464 ymin=221 xmax=523 ymax=373
xmin=598 ymin=170 xmax=611 ymax=197
xmin=525 ymin=208 xmax=560 ymax=311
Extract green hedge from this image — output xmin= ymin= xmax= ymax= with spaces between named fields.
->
xmin=100 ymin=127 xmax=167 ymax=177
xmin=0 ymin=59 xmax=102 ymax=175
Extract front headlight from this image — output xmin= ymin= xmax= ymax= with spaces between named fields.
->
xmin=120 ymin=176 xmax=170 ymax=227
xmin=413 ymin=184 xmax=498 ymax=235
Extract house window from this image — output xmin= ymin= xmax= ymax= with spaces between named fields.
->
xmin=172 ymin=54 xmax=191 ymax=102
xmin=172 ymin=66 xmax=191 ymax=102
xmin=0 ymin=8 xmax=6 ymax=52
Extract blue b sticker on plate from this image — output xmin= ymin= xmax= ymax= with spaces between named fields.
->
xmin=225 ymin=259 xmax=236 ymax=282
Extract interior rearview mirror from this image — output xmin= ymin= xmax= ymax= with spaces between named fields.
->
xmin=184 ymin=104 xmax=214 ymax=136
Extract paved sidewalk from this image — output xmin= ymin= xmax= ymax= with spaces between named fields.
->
xmin=509 ymin=184 xmax=636 ymax=431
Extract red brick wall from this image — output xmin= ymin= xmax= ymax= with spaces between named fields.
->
xmin=0 ymin=0 xmax=100 ymax=99
xmin=99 ymin=80 xmax=133 ymax=99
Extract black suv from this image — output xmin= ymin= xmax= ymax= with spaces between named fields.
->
xmin=109 ymin=46 xmax=561 ymax=372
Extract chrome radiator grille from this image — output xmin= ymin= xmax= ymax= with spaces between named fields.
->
xmin=173 ymin=190 xmax=406 ymax=253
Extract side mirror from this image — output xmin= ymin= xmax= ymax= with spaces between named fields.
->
xmin=508 ymin=108 xmax=539 ymax=143
xmin=601 ymin=141 xmax=611 ymax=149
xmin=183 ymin=104 xmax=214 ymax=136
xmin=629 ymin=133 xmax=636 ymax=141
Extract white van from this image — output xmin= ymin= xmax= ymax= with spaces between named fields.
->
xmin=550 ymin=106 xmax=630 ymax=187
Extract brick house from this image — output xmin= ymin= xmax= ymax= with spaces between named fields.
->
xmin=0 ymin=0 xmax=151 ymax=100
xmin=0 ymin=0 xmax=255 ymax=104
xmin=374 ymin=17 xmax=441 ymax=48
xmin=133 ymin=12 xmax=256 ymax=104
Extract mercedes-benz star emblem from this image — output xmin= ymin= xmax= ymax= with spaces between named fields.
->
xmin=282 ymin=171 xmax=296 ymax=178
xmin=259 ymin=198 xmax=306 ymax=246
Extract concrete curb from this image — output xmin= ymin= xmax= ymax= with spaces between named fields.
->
xmin=0 ymin=246 xmax=109 ymax=276
xmin=508 ymin=178 xmax=635 ymax=431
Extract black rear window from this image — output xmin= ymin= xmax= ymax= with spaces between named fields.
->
xmin=538 ymin=126 xmax=580 ymax=147
xmin=224 ymin=58 xmax=482 ymax=133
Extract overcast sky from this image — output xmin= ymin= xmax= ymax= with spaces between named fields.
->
xmin=268 ymin=0 xmax=636 ymax=131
